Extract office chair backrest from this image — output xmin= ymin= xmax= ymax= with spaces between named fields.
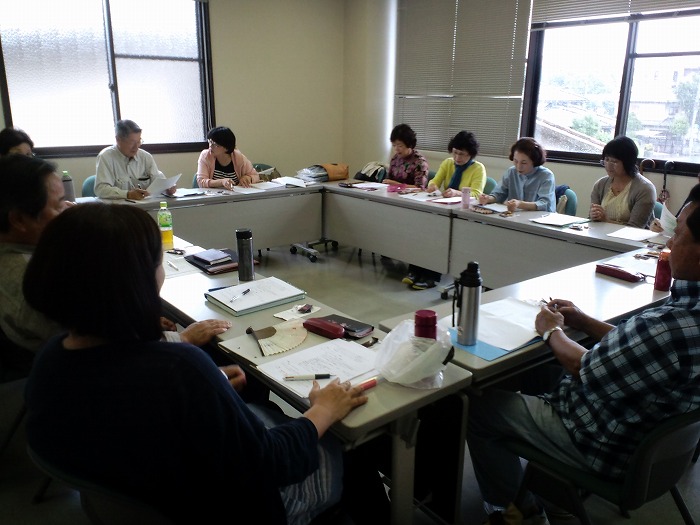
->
xmin=559 ymin=188 xmax=577 ymax=216
xmin=506 ymin=407 xmax=700 ymax=524
xmin=82 ymin=175 xmax=96 ymax=198
xmin=654 ymin=201 xmax=663 ymax=219
xmin=27 ymin=446 xmax=174 ymax=525
xmin=192 ymin=173 xmax=198 ymax=188
xmin=622 ymin=408 xmax=700 ymax=508
xmin=483 ymin=176 xmax=497 ymax=195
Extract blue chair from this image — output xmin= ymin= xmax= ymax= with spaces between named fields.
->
xmin=483 ymin=176 xmax=497 ymax=195
xmin=560 ymin=188 xmax=578 ymax=216
xmin=82 ymin=175 xmax=96 ymax=197
xmin=192 ymin=173 xmax=198 ymax=188
xmin=654 ymin=201 xmax=663 ymax=219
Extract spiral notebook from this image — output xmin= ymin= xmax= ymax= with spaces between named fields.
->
xmin=204 ymin=276 xmax=305 ymax=316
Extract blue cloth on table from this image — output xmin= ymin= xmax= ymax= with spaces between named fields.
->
xmin=448 ymin=328 xmax=509 ymax=361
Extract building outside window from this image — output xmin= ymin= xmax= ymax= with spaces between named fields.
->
xmin=525 ymin=7 xmax=700 ymax=171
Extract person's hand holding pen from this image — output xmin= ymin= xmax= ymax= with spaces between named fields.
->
xmin=219 ymin=364 xmax=247 ymax=392
xmin=478 ymin=193 xmax=494 ymax=206
xmin=127 ymin=183 xmax=149 ymax=200
xmin=535 ymin=301 xmax=565 ymax=337
xmin=538 ymin=299 xmax=587 ymax=333
xmin=304 ymin=379 xmax=368 ymax=438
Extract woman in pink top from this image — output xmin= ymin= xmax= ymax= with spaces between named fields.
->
xmin=196 ymin=127 xmax=259 ymax=189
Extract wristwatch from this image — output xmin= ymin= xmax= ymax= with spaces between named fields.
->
xmin=542 ymin=326 xmax=563 ymax=343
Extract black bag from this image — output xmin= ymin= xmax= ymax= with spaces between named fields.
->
xmin=354 ymin=161 xmax=387 ymax=182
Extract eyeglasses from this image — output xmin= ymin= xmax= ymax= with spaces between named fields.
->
xmin=120 ymin=137 xmax=143 ymax=147
xmin=600 ymin=158 xmax=619 ymax=167
xmin=208 ymin=140 xmax=221 ymax=148
xmin=452 ymin=149 xmax=470 ymax=158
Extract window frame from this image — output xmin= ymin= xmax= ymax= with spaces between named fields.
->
xmin=0 ymin=0 xmax=214 ymax=159
xmin=521 ymin=8 xmax=700 ymax=177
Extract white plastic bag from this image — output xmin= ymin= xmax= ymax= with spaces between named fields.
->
xmin=374 ymin=319 xmax=452 ymax=389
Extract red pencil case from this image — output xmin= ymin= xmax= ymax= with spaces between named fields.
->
xmin=303 ymin=318 xmax=345 ymax=339
xmin=595 ymin=264 xmax=645 ymax=282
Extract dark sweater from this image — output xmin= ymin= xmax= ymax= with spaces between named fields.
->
xmin=25 ymin=336 xmax=319 ymax=524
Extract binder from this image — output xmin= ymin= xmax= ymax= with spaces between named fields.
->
xmin=204 ymin=276 xmax=305 ymax=316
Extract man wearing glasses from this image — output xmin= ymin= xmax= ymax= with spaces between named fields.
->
xmin=95 ymin=119 xmax=176 ymax=200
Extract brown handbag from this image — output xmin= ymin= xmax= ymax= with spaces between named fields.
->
xmin=320 ymin=163 xmax=350 ymax=181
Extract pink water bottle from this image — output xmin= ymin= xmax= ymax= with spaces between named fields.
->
xmin=462 ymin=187 xmax=471 ymax=209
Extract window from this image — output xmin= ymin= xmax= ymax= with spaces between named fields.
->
xmin=394 ymin=0 xmax=531 ymax=156
xmin=0 ymin=0 xmax=213 ymax=156
xmin=523 ymin=2 xmax=700 ymax=172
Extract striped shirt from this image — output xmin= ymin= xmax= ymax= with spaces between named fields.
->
xmin=213 ymin=159 xmax=239 ymax=185
xmin=545 ymin=279 xmax=700 ymax=477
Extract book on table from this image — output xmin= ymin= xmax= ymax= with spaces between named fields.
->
xmin=204 ymin=276 xmax=306 ymax=316
xmin=184 ymin=249 xmax=238 ymax=274
xmin=193 ymin=248 xmax=232 ymax=265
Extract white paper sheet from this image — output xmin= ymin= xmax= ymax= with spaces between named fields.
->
xmin=352 ymin=182 xmax=386 ymax=189
xmin=430 ymin=196 xmax=462 ymax=204
xmin=476 ymin=203 xmax=508 ymax=213
xmin=232 ymin=186 xmax=265 ymax=194
xmin=257 ymin=339 xmax=379 ymax=398
xmin=398 ymin=191 xmax=442 ymax=201
xmin=146 ymin=173 xmax=181 ymax=196
xmin=252 ymin=181 xmax=286 ymax=190
xmin=530 ymin=213 xmax=589 ymax=227
xmin=607 ymin=227 xmax=656 ymax=242
xmin=439 ymin=297 xmax=540 ymax=351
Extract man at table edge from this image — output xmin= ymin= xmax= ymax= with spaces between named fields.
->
xmin=466 ymin=184 xmax=700 ymax=523
xmin=95 ymin=119 xmax=175 ymax=201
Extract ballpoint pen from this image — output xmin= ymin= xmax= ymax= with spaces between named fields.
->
xmin=167 ymin=261 xmax=179 ymax=271
xmin=229 ymin=289 xmax=251 ymax=303
xmin=284 ymin=374 xmax=333 ymax=381
xmin=208 ymin=286 xmax=231 ymax=292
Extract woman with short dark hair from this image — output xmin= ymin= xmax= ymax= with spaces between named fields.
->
xmin=0 ymin=127 xmax=34 ymax=157
xmin=590 ymin=135 xmax=656 ymax=229
xmin=196 ymin=126 xmax=259 ymax=189
xmin=479 ymin=137 xmax=555 ymax=212
xmin=385 ymin=123 xmax=430 ymax=188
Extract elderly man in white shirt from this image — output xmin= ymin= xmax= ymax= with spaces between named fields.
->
xmin=95 ymin=119 xmax=175 ymax=200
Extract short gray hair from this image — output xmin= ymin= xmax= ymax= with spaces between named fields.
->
xmin=115 ymin=120 xmax=142 ymax=139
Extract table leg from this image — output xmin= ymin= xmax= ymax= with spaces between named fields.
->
xmin=389 ymin=413 xmax=420 ymax=525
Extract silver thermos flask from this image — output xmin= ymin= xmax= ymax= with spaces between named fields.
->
xmin=236 ymin=228 xmax=255 ymax=282
xmin=457 ymin=261 xmax=482 ymax=346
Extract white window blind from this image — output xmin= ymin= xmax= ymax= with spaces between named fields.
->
xmin=394 ymin=0 xmax=532 ymax=156
xmin=532 ymin=0 xmax=700 ymax=24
